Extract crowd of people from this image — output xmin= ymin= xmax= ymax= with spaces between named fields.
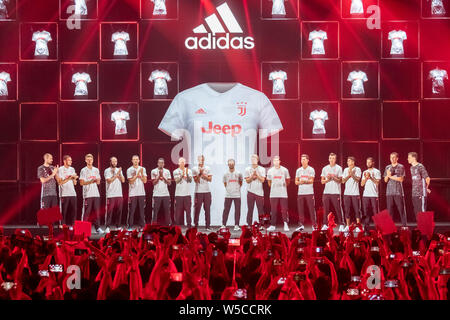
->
xmin=0 ymin=216 xmax=448 ymax=300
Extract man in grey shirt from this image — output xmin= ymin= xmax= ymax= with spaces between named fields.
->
xmin=407 ymin=152 xmax=431 ymax=217
xmin=221 ymin=159 xmax=243 ymax=231
xmin=383 ymin=152 xmax=407 ymax=227
xmin=37 ymin=153 xmax=59 ymax=210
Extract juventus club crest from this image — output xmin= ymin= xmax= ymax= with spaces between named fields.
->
xmin=237 ymin=101 xmax=247 ymax=116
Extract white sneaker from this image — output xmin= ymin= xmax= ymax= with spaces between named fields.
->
xmin=97 ymin=228 xmax=104 ymax=234
xmin=267 ymin=225 xmax=276 ymax=231
xmin=295 ymin=225 xmax=305 ymax=232
xmin=321 ymin=225 xmax=328 ymax=231
xmin=234 ymin=225 xmax=240 ymax=231
xmin=105 ymin=227 xmax=110 ymax=234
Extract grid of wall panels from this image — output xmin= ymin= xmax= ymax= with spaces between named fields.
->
xmin=0 ymin=0 xmax=449 ymax=225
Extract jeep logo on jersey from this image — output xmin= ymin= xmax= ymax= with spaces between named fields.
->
xmin=201 ymin=121 xmax=242 ymax=137
xmin=185 ymin=2 xmax=255 ymax=50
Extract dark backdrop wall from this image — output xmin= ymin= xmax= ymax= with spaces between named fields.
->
xmin=0 ymin=0 xmax=449 ymax=225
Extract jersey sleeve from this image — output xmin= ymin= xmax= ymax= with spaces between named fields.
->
xmin=125 ymin=111 xmax=130 ymax=120
xmin=5 ymin=73 xmax=11 ymax=82
xmin=148 ymin=71 xmax=155 ymax=82
xmin=337 ymin=166 xmax=343 ymax=178
xmin=79 ymin=168 xmax=87 ymax=181
xmin=398 ymin=165 xmax=405 ymax=177
xmin=111 ymin=32 xmax=116 ymax=42
xmin=347 ymin=72 xmax=353 ymax=82
xmin=158 ymin=93 xmax=187 ymax=140
xmin=151 ymin=169 xmax=157 ymax=179
xmin=283 ymin=71 xmax=287 ymax=80
xmin=142 ymin=167 xmax=147 ymax=177
xmin=86 ymin=74 xmax=92 ymax=83
xmin=309 ymin=111 xmax=314 ymax=120
xmin=388 ymin=31 xmax=393 ymax=40
xmin=311 ymin=167 xmax=316 ymax=177
xmin=321 ymin=167 xmax=326 ymax=178
xmin=383 ymin=166 xmax=388 ymax=178
xmin=375 ymin=170 xmax=381 ymax=180
xmin=244 ymin=167 xmax=250 ymax=178
xmin=324 ymin=111 xmax=329 ymax=120
xmin=356 ymin=167 xmax=362 ymax=177
xmin=125 ymin=32 xmax=130 ymax=41
xmin=428 ymin=71 xmax=433 ymax=80
xmin=308 ymin=31 xmax=313 ymax=41
xmin=445 ymin=70 xmax=449 ymax=80
xmin=32 ymin=32 xmax=37 ymax=42
xmin=363 ymin=72 xmax=368 ymax=82
xmin=71 ymin=74 xmax=76 ymax=84
xmin=223 ymin=173 xmax=227 ymax=183
xmin=47 ymin=32 xmax=52 ymax=42
xmin=165 ymin=71 xmax=172 ymax=82
xmin=402 ymin=31 xmax=407 ymax=40
xmin=95 ymin=169 xmax=101 ymax=180
xmin=285 ymin=168 xmax=290 ymax=179
xmin=258 ymin=93 xmax=283 ymax=139
xmin=268 ymin=72 xmax=274 ymax=81
xmin=37 ymin=166 xmax=44 ymax=179
xmin=111 ymin=112 xmax=115 ymax=122
xmin=126 ymin=168 xmax=133 ymax=179
xmin=323 ymin=31 xmax=328 ymax=40
xmin=266 ymin=169 xmax=272 ymax=181
xmin=104 ymin=169 xmax=112 ymax=179
xmin=419 ymin=165 xmax=429 ymax=179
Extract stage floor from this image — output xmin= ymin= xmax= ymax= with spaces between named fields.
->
xmin=2 ymin=222 xmax=450 ymax=240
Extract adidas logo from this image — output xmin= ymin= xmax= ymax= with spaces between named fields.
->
xmin=185 ymin=2 xmax=255 ymax=50
xmin=195 ymin=108 xmax=207 ymax=114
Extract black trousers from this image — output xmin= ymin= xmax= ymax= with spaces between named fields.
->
xmin=61 ymin=196 xmax=77 ymax=225
xmin=128 ymin=196 xmax=146 ymax=227
xmin=194 ymin=192 xmax=211 ymax=228
xmin=362 ymin=197 xmax=379 ymax=229
xmin=343 ymin=195 xmax=361 ymax=220
xmin=246 ymin=192 xmax=264 ymax=226
xmin=322 ymin=194 xmax=344 ymax=225
xmin=82 ymin=197 xmax=100 ymax=229
xmin=386 ymin=195 xmax=407 ymax=226
xmin=297 ymin=195 xmax=316 ymax=226
xmin=152 ymin=196 xmax=172 ymax=226
xmin=106 ymin=197 xmax=123 ymax=227
xmin=174 ymin=196 xmax=192 ymax=226
xmin=412 ymin=196 xmax=427 ymax=217
xmin=270 ymin=197 xmax=289 ymax=225
xmin=222 ymin=197 xmax=241 ymax=226
xmin=41 ymin=196 xmax=58 ymax=209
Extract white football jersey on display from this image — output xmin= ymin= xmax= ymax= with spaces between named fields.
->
xmin=111 ymin=110 xmax=130 ymax=135
xmin=111 ymin=31 xmax=130 ymax=56
xmin=271 ymin=0 xmax=286 ymax=15
xmin=158 ymin=82 xmax=283 ymax=225
xmin=308 ymin=30 xmax=327 ymax=55
xmin=388 ymin=30 xmax=407 ymax=55
xmin=0 ymin=71 xmax=11 ymax=96
xmin=71 ymin=72 xmax=92 ymax=96
xmin=431 ymin=0 xmax=446 ymax=15
xmin=429 ymin=68 xmax=448 ymax=94
xmin=152 ymin=0 xmax=167 ymax=15
xmin=149 ymin=69 xmax=171 ymax=96
xmin=350 ymin=0 xmax=364 ymax=14
xmin=347 ymin=70 xmax=368 ymax=95
xmin=32 ymin=31 xmax=52 ymax=56
xmin=268 ymin=70 xmax=287 ymax=95
xmin=0 ymin=0 xmax=8 ymax=18
xmin=309 ymin=109 xmax=328 ymax=135
xmin=74 ymin=0 xmax=88 ymax=15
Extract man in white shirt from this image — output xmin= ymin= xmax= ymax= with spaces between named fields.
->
xmin=127 ymin=155 xmax=147 ymax=230
xmin=321 ymin=153 xmax=344 ymax=231
xmin=221 ymin=159 xmax=243 ymax=231
xmin=388 ymin=30 xmax=407 ymax=56
xmin=342 ymin=156 xmax=362 ymax=231
xmin=111 ymin=31 xmax=130 ymax=56
xmin=173 ymin=157 xmax=193 ymax=227
xmin=80 ymin=154 xmax=103 ymax=233
xmin=268 ymin=70 xmax=287 ymax=95
xmin=192 ymin=155 xmax=212 ymax=231
xmin=244 ymin=154 xmax=266 ymax=227
xmin=266 ymin=156 xmax=290 ymax=232
xmin=361 ymin=157 xmax=381 ymax=231
xmin=151 ymin=158 xmax=172 ymax=226
xmin=308 ymin=29 xmax=327 ymax=55
xmin=57 ymin=155 xmax=78 ymax=226
xmin=104 ymin=157 xmax=125 ymax=232
xmin=295 ymin=154 xmax=316 ymax=231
